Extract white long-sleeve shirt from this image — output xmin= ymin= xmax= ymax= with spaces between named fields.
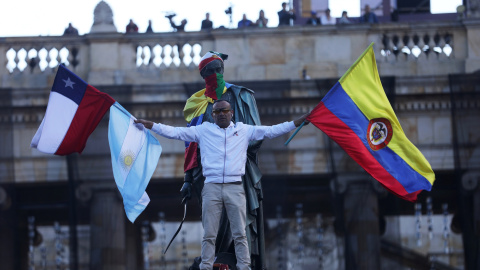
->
xmin=152 ymin=121 xmax=296 ymax=183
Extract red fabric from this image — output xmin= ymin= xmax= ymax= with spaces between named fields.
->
xmin=199 ymin=57 xmax=218 ymax=71
xmin=213 ymin=264 xmax=230 ymax=270
xmin=55 ymin=85 xmax=114 ymax=155
xmin=204 ymin=73 xmax=219 ymax=100
xmin=184 ymin=142 xmax=199 ymax=172
xmin=308 ymin=102 xmax=419 ymax=202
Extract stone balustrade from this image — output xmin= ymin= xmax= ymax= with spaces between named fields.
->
xmin=1 ymin=20 xmax=480 ymax=184
xmin=2 ymin=20 xmax=480 ymax=88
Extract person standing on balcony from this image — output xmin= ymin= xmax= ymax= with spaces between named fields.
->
xmin=201 ymin=13 xmax=213 ymax=31
xmin=255 ymin=10 xmax=269 ymax=27
xmin=278 ymin=2 xmax=296 ymax=26
xmin=320 ymin=8 xmax=336 ymax=25
xmin=125 ymin=19 xmax=138 ymax=33
xmin=306 ymin=11 xmax=321 ymax=25
xmin=135 ymin=99 xmax=309 ymax=270
xmin=63 ymin=23 xmax=79 ymax=35
xmin=145 ymin=20 xmax=154 ymax=33
xmin=168 ymin=16 xmax=187 ymax=32
xmin=338 ymin=11 xmax=352 ymax=24
xmin=360 ymin=4 xmax=379 ymax=23
xmin=238 ymin=14 xmax=253 ymax=28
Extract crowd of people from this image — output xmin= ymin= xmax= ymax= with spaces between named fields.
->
xmin=63 ymin=3 xmax=383 ymax=36
xmin=124 ymin=3 xmax=380 ymax=34
xmin=304 ymin=4 xmax=379 ymax=26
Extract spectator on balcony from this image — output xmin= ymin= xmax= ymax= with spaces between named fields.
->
xmin=201 ymin=13 xmax=213 ymax=31
xmin=237 ymin=14 xmax=253 ymax=28
xmin=391 ymin=8 xmax=399 ymax=22
xmin=168 ymin=17 xmax=188 ymax=32
xmin=255 ymin=10 xmax=269 ymax=27
xmin=320 ymin=9 xmax=336 ymax=25
xmin=278 ymin=2 xmax=296 ymax=26
xmin=306 ymin=11 xmax=321 ymax=26
xmin=63 ymin=23 xmax=79 ymax=36
xmin=338 ymin=11 xmax=352 ymax=24
xmin=145 ymin=20 xmax=154 ymax=33
xmin=126 ymin=19 xmax=139 ymax=33
xmin=360 ymin=5 xmax=379 ymax=23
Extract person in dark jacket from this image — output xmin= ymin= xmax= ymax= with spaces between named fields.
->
xmin=306 ymin=11 xmax=321 ymax=25
xmin=238 ymin=14 xmax=253 ymax=28
xmin=201 ymin=13 xmax=213 ymax=31
xmin=63 ymin=23 xmax=79 ymax=35
xmin=125 ymin=19 xmax=138 ymax=33
xmin=278 ymin=2 xmax=296 ymax=26
xmin=360 ymin=4 xmax=379 ymax=23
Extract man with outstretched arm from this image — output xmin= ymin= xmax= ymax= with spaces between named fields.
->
xmin=135 ymin=100 xmax=309 ymax=270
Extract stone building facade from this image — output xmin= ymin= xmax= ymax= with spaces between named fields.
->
xmin=1 ymin=1 xmax=480 ymax=269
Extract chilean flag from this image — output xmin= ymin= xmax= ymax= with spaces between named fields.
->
xmin=31 ymin=65 xmax=115 ymax=155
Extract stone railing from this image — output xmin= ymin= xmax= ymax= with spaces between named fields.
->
xmin=2 ymin=20 xmax=479 ymax=87
xmin=378 ymin=22 xmax=460 ymax=61
xmin=2 ymin=36 xmax=86 ymax=74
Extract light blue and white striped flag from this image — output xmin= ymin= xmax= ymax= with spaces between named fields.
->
xmin=108 ymin=102 xmax=162 ymax=223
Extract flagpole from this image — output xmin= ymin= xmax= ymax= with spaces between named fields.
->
xmin=284 ymin=121 xmax=305 ymax=146
xmin=112 ymin=102 xmax=136 ymax=119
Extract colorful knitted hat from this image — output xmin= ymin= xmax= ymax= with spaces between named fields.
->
xmin=198 ymin=51 xmax=228 ymax=71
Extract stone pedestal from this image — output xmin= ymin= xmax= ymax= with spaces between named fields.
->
xmin=90 ymin=189 xmax=126 ymax=270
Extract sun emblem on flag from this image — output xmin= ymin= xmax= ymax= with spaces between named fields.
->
xmin=119 ymin=150 xmax=136 ymax=170
xmin=367 ymin=118 xmax=393 ymax=151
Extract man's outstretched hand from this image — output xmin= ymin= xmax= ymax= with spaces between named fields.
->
xmin=294 ymin=112 xmax=311 ymax=127
xmin=134 ymin=119 xmax=154 ymax=129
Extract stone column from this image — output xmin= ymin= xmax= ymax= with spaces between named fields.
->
xmin=89 ymin=189 xmax=126 ymax=270
xmin=464 ymin=19 xmax=480 ymax=73
xmin=0 ymin=186 xmax=17 ymax=270
xmin=0 ymin=89 xmax=15 ymax=270
xmin=125 ymin=219 xmax=142 ymax=270
xmin=460 ymin=171 xmax=480 ymax=270
xmin=333 ymin=175 xmax=381 ymax=270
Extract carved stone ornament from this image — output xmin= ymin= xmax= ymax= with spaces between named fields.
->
xmin=90 ymin=1 xmax=117 ymax=33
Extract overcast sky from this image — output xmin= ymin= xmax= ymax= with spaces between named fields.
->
xmin=0 ymin=0 xmax=461 ymax=37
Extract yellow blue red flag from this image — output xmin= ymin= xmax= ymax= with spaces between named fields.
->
xmin=182 ymin=85 xmax=227 ymax=172
xmin=307 ymin=43 xmax=435 ymax=202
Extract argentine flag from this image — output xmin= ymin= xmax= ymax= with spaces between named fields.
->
xmin=108 ymin=102 xmax=162 ymax=222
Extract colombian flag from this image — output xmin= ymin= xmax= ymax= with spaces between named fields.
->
xmin=307 ymin=43 xmax=435 ymax=202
